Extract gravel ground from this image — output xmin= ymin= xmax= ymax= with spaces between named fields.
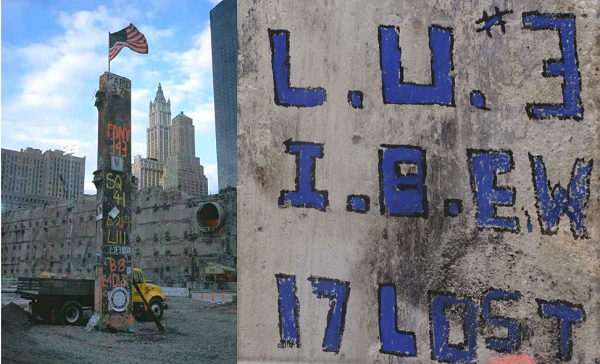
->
xmin=2 ymin=297 xmax=236 ymax=364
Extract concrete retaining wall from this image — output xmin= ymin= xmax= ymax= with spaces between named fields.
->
xmin=1 ymin=189 xmax=237 ymax=287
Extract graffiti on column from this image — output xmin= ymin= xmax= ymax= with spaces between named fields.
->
xmin=264 ymin=6 xmax=594 ymax=363
xmin=96 ymin=72 xmax=134 ymax=329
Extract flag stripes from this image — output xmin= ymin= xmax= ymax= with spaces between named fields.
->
xmin=109 ymin=24 xmax=148 ymax=62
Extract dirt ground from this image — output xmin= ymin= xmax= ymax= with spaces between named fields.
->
xmin=1 ymin=297 xmax=236 ymax=364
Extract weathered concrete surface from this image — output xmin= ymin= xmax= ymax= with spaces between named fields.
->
xmin=238 ymin=0 xmax=599 ymax=363
xmin=95 ymin=71 xmax=135 ymax=328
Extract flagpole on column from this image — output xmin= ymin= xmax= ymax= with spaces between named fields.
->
xmin=108 ymin=32 xmax=111 ymax=73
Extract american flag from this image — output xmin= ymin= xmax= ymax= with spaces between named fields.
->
xmin=109 ymin=24 xmax=148 ymax=62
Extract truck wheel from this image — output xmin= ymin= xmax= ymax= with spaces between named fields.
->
xmin=59 ymin=301 xmax=84 ymax=325
xmin=148 ymin=298 xmax=164 ymax=320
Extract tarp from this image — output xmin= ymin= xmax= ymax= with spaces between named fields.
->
xmin=204 ymin=262 xmax=236 ymax=275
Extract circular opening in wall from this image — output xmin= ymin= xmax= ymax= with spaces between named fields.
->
xmin=197 ymin=202 xmax=225 ymax=230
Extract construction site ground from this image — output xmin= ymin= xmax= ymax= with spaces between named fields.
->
xmin=1 ymin=295 xmax=236 ymax=364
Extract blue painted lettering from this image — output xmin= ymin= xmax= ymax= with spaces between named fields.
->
xmin=430 ymin=293 xmax=479 ymax=363
xmin=308 ymin=276 xmax=350 ymax=353
xmin=522 ymin=12 xmax=583 ymax=120
xmin=536 ymin=299 xmax=585 ymax=361
xmin=379 ymin=25 xmax=454 ymax=105
xmin=481 ymin=289 xmax=523 ymax=353
xmin=379 ymin=284 xmax=417 ymax=356
xmin=378 ymin=145 xmax=428 ymax=217
xmin=279 ymin=139 xmax=329 ymax=211
xmin=468 ymin=149 xmax=519 ymax=232
xmin=276 ymin=274 xmax=301 ymax=348
xmin=529 ymin=154 xmax=593 ymax=239
xmin=268 ymin=29 xmax=326 ymax=107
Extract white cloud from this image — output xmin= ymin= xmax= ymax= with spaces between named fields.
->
xmin=111 ymin=53 xmax=149 ymax=78
xmin=132 ymin=141 xmax=147 ymax=159
xmin=56 ymin=6 xmax=125 ymax=49
xmin=10 ymin=6 xmax=127 ymax=111
xmin=132 ymin=88 xmax=151 ymax=106
xmin=189 ymin=103 xmax=215 ymax=132
xmin=17 ymin=44 xmax=62 ymax=66
xmin=106 ymin=1 xmax=143 ymax=24
xmin=131 ymin=88 xmax=151 ymax=132
xmin=203 ymin=163 xmax=218 ymax=194
xmin=17 ymin=51 xmax=105 ymax=110
xmin=141 ymin=70 xmax=161 ymax=83
xmin=140 ymin=25 xmax=175 ymax=42
xmin=163 ymin=26 xmax=213 ymax=105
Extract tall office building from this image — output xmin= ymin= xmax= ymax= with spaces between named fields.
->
xmin=1 ymin=147 xmax=85 ymax=210
xmin=170 ymin=112 xmax=196 ymax=158
xmin=210 ymin=0 xmax=237 ymax=191
xmin=147 ymin=83 xmax=171 ymax=163
xmin=163 ymin=112 xmax=208 ymax=197
xmin=133 ymin=84 xmax=209 ymax=196
xmin=132 ymin=155 xmax=163 ymax=190
xmin=134 ymin=84 xmax=169 ymax=190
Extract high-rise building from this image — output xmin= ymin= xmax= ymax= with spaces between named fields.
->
xmin=133 ymin=84 xmax=209 ymax=196
xmin=1 ymin=147 xmax=85 ymax=210
xmin=132 ymin=155 xmax=163 ymax=190
xmin=163 ymin=112 xmax=209 ymax=197
xmin=170 ymin=112 xmax=196 ymax=158
xmin=210 ymin=0 xmax=237 ymax=191
xmin=134 ymin=84 xmax=169 ymax=190
xmin=147 ymin=83 xmax=171 ymax=163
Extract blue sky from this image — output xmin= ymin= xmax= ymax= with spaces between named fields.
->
xmin=1 ymin=0 xmax=221 ymax=194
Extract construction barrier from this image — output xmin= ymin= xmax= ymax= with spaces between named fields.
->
xmin=159 ymin=287 xmax=188 ymax=297
xmin=191 ymin=290 xmax=237 ymax=304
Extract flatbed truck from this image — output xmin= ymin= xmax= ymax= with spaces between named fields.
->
xmin=15 ymin=268 xmax=166 ymax=325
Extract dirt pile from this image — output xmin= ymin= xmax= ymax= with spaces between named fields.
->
xmin=1 ymin=302 xmax=36 ymax=331
xmin=1 ymin=303 xmax=53 ymax=364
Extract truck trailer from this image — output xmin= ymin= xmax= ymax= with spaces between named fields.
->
xmin=15 ymin=268 xmax=166 ymax=325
